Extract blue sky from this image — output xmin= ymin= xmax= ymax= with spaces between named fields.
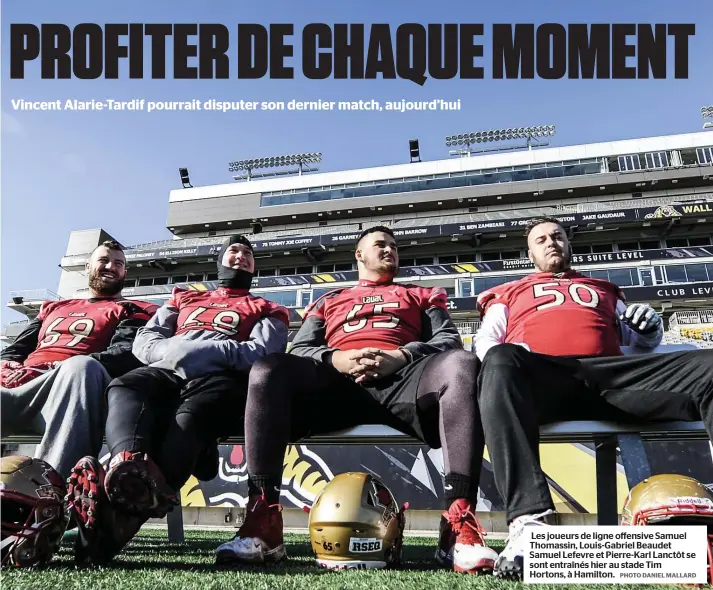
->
xmin=2 ymin=0 xmax=712 ymax=324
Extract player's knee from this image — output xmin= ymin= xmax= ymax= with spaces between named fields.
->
xmin=248 ymin=353 xmax=292 ymax=387
xmin=686 ymin=350 xmax=713 ymax=399
xmin=690 ymin=350 xmax=713 ymax=377
xmin=57 ymin=355 xmax=106 ymax=378
xmin=107 ymin=366 xmax=159 ymax=393
xmin=439 ymin=349 xmax=479 ymax=383
xmin=482 ymin=343 xmax=529 ymax=367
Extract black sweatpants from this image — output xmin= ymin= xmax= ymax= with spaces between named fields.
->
xmin=478 ymin=344 xmax=713 ymax=522
xmin=105 ymin=366 xmax=249 ymax=489
xmin=245 ymin=350 xmax=485 ymax=505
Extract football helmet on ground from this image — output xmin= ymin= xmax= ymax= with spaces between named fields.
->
xmin=308 ymin=472 xmax=407 ymax=570
xmin=1 ymin=455 xmax=68 ymax=567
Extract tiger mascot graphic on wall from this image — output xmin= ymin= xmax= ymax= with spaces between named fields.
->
xmin=190 ymin=444 xmax=334 ymax=509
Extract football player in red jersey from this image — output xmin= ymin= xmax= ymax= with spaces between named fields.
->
xmin=1 ymin=241 xmax=157 ymax=478
xmin=65 ymin=234 xmax=290 ymax=565
xmin=214 ymin=226 xmax=499 ymax=575
xmin=474 ymin=217 xmax=713 ymax=580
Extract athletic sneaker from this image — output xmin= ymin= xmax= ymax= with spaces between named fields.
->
xmin=215 ymin=492 xmax=286 ymax=565
xmin=104 ymin=451 xmax=178 ymax=518
xmin=494 ymin=509 xmax=555 ymax=580
xmin=437 ymin=498 xmax=498 ymax=574
xmin=65 ymin=456 xmax=144 ymax=565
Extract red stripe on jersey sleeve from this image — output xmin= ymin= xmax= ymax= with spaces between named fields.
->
xmin=425 ymin=287 xmax=448 ymax=310
xmin=119 ymin=300 xmax=159 ymax=321
xmin=265 ymin=303 xmax=290 ymax=327
xmin=304 ymin=288 xmax=344 ymax=319
xmin=37 ymin=300 xmax=60 ymax=322
xmin=168 ymin=286 xmax=189 ymax=308
xmin=476 ymin=290 xmax=496 ymax=314
xmin=476 ymin=284 xmax=511 ymax=316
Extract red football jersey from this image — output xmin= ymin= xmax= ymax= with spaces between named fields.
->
xmin=25 ymin=298 xmax=158 ymax=366
xmin=477 ymin=271 xmax=624 ymax=357
xmin=307 ymin=279 xmax=447 ymax=351
xmin=170 ymin=287 xmax=289 ymax=340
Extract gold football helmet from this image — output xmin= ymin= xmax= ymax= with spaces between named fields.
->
xmin=1 ymin=455 xmax=69 ymax=567
xmin=308 ymin=472 xmax=407 ymax=570
xmin=621 ymin=474 xmax=713 ymax=581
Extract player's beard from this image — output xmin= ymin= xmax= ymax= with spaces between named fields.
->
xmin=88 ymin=269 xmax=125 ymax=296
xmin=371 ymin=255 xmax=398 ymax=277
xmin=540 ymin=249 xmax=570 ymax=273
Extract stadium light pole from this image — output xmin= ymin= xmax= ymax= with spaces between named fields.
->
xmin=702 ymin=106 xmax=713 ymax=130
xmin=178 ymin=167 xmax=192 ymax=188
xmin=228 ymin=153 xmax=322 ymax=181
xmin=445 ymin=125 xmax=556 ymax=157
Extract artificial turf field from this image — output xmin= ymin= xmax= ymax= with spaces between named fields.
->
xmin=1 ymin=529 xmax=691 ymax=590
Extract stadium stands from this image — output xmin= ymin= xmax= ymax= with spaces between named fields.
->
xmin=662 ymin=309 xmax=713 ymax=348
xmin=122 ymin=191 xmax=712 ymax=253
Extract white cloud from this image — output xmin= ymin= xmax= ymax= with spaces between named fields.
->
xmin=1 ymin=112 xmax=23 ymax=135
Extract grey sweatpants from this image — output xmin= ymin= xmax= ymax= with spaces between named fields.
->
xmin=1 ymin=356 xmax=110 ymax=477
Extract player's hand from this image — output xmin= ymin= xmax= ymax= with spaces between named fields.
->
xmin=1 ymin=361 xmax=55 ymax=389
xmin=620 ymin=303 xmax=661 ymax=334
xmin=330 ymin=348 xmax=382 ymax=377
xmin=0 ymin=360 xmax=23 ymax=372
xmin=354 ymin=349 xmax=409 ymax=384
xmin=1 ymin=360 xmax=23 ymax=389
xmin=1 ymin=368 xmax=27 ymax=388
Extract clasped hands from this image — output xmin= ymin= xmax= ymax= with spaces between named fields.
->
xmin=330 ymin=348 xmax=408 ymax=384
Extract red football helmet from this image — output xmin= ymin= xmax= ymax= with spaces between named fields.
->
xmin=1 ymin=455 xmax=69 ymax=567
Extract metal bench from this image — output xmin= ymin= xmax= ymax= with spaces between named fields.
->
xmin=3 ymin=418 xmax=707 ymax=542
xmin=1 ymin=344 xmax=706 ymax=542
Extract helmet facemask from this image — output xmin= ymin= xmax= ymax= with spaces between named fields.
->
xmin=1 ymin=456 xmax=69 ymax=568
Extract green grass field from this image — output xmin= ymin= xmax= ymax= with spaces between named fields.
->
xmin=1 ymin=529 xmax=691 ymax=590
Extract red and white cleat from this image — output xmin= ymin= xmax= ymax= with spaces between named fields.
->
xmin=65 ymin=456 xmax=106 ymax=534
xmin=443 ymin=498 xmax=498 ymax=574
xmin=215 ymin=492 xmax=286 ymax=565
xmin=65 ymin=455 xmax=144 ymax=565
xmin=104 ymin=451 xmax=178 ymax=518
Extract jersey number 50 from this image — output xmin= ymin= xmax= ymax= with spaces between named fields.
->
xmin=343 ymin=302 xmax=400 ymax=333
xmin=533 ymin=282 xmax=600 ymax=311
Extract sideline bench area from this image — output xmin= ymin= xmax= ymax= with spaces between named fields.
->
xmin=1 ymin=344 xmax=708 ymax=543
xmin=3 ymin=420 xmax=707 ymax=542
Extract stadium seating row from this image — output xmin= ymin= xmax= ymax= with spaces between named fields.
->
xmin=125 ymin=192 xmax=712 ymax=251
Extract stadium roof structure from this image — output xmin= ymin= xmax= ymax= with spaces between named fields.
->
xmin=165 ymin=132 xmax=713 ymax=234
xmin=170 ymin=132 xmax=711 ymax=202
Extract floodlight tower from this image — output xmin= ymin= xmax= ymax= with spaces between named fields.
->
xmin=702 ymin=106 xmax=713 ymax=130
xmin=228 ymin=153 xmax=322 ymax=181
xmin=445 ymin=125 xmax=556 ymax=157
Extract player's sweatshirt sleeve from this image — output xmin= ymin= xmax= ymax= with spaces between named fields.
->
xmin=132 ymin=294 xmax=180 ymax=365
xmin=89 ymin=301 xmax=158 ymax=377
xmin=289 ymin=294 xmax=337 ymax=362
xmin=474 ymin=288 xmax=510 ymax=361
xmin=213 ymin=305 xmax=290 ymax=371
xmin=401 ymin=287 xmax=462 ymax=361
xmin=0 ymin=318 xmax=43 ymax=363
